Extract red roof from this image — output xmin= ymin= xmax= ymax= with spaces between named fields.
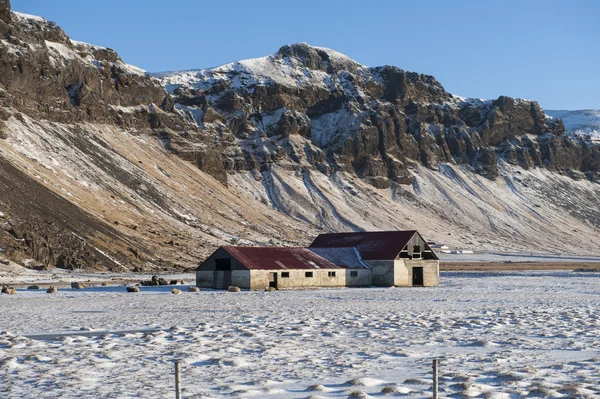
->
xmin=309 ymin=230 xmax=419 ymax=260
xmin=221 ymin=246 xmax=367 ymax=270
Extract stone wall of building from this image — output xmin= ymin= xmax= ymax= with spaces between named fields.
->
xmin=249 ymin=268 xmax=371 ymax=290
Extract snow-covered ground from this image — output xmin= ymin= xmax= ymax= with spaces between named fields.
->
xmin=0 ymin=260 xmax=193 ymax=287
xmin=1 ymin=273 xmax=599 ymax=398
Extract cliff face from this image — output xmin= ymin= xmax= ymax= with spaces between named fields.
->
xmin=158 ymin=43 xmax=600 ymax=189
xmin=0 ymin=0 xmax=10 ymax=23
xmin=0 ymin=8 xmax=190 ymax=127
xmin=0 ymin=3 xmax=599 ymax=272
xmin=0 ymin=6 xmax=311 ymax=271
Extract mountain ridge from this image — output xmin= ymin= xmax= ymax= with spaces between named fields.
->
xmin=157 ymin=41 xmax=600 ymax=187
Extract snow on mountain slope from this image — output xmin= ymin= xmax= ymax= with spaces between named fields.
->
xmin=546 ymin=109 xmax=600 ymax=141
xmin=150 ymin=43 xmax=600 ymax=256
xmin=0 ymin=113 xmax=312 ymax=267
xmin=154 ymin=43 xmax=365 ymax=93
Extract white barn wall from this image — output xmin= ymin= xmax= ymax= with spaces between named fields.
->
xmin=250 ymin=269 xmax=371 ymax=290
xmin=196 ymin=271 xmax=214 ymax=288
xmin=405 ymin=260 xmax=440 ymax=286
xmin=199 ymin=260 xmax=440 ymax=289
xmin=232 ymin=270 xmax=251 ymax=288
xmin=367 ymin=261 xmax=395 ymax=286
xmin=367 ymin=259 xmax=440 ymax=287
xmin=393 ymin=260 xmax=411 ymax=286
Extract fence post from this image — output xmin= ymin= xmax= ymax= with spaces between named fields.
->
xmin=175 ymin=360 xmax=182 ymax=399
xmin=432 ymin=358 xmax=439 ymax=399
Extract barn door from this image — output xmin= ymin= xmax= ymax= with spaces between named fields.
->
xmin=268 ymin=272 xmax=278 ymax=289
xmin=213 ymin=271 xmax=223 ymax=289
xmin=215 ymin=258 xmax=232 ymax=290
xmin=412 ymin=267 xmax=424 ymax=286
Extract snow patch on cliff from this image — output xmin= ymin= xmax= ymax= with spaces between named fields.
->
xmin=154 ymin=43 xmax=369 ymax=92
xmin=546 ymin=109 xmax=600 ymax=141
xmin=12 ymin=11 xmax=46 ymax=23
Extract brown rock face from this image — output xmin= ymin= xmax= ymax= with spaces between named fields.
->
xmin=0 ymin=157 xmax=140 ymax=270
xmin=161 ymin=43 xmax=598 ymax=185
xmin=0 ymin=11 xmax=183 ymax=130
xmin=0 ymin=0 xmax=10 ymax=23
xmin=0 ymin=11 xmax=222 ymax=271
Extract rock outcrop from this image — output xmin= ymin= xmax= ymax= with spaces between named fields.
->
xmin=0 ymin=10 xmax=232 ymax=270
xmin=0 ymin=0 xmax=10 ymax=23
xmin=0 ymin=10 xmax=187 ymax=127
xmin=159 ymin=43 xmax=599 ymax=186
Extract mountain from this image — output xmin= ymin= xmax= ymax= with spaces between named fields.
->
xmin=0 ymin=0 xmax=599 ymax=271
xmin=0 ymin=3 xmax=310 ymax=271
xmin=155 ymin=43 xmax=600 ymax=185
xmin=153 ymin=43 xmax=600 ymax=250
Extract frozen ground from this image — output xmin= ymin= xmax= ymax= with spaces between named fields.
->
xmin=0 ymin=260 xmax=194 ymax=287
xmin=1 ymin=273 xmax=600 ymax=398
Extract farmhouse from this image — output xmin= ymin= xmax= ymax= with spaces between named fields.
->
xmin=196 ymin=230 xmax=439 ymax=290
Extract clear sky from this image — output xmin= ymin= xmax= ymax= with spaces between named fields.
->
xmin=12 ymin=0 xmax=600 ymax=110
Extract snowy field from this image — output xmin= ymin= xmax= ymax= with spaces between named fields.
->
xmin=1 ymin=272 xmax=600 ymax=398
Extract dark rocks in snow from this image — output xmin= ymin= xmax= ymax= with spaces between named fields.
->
xmin=473 ymin=148 xmax=499 ymax=180
xmin=140 ymin=275 xmax=167 ymax=286
xmin=1 ymin=286 xmax=16 ymax=294
xmin=202 ymin=107 xmax=226 ymax=124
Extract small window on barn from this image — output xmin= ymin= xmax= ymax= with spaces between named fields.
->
xmin=328 ymin=271 xmax=336 ymax=277
xmin=400 ymin=246 xmax=409 ymax=258
xmin=413 ymin=246 xmax=421 ymax=258
xmin=305 ymin=272 xmax=313 ymax=278
xmin=350 ymin=271 xmax=358 ymax=277
xmin=281 ymin=272 xmax=290 ymax=278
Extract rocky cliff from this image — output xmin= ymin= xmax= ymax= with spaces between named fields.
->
xmin=1 ymin=1 xmax=600 ymax=271
xmin=0 ymin=2 xmax=309 ymax=271
xmin=158 ymin=43 xmax=600 ymax=188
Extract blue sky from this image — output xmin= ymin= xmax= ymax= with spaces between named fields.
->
xmin=12 ymin=0 xmax=599 ymax=110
